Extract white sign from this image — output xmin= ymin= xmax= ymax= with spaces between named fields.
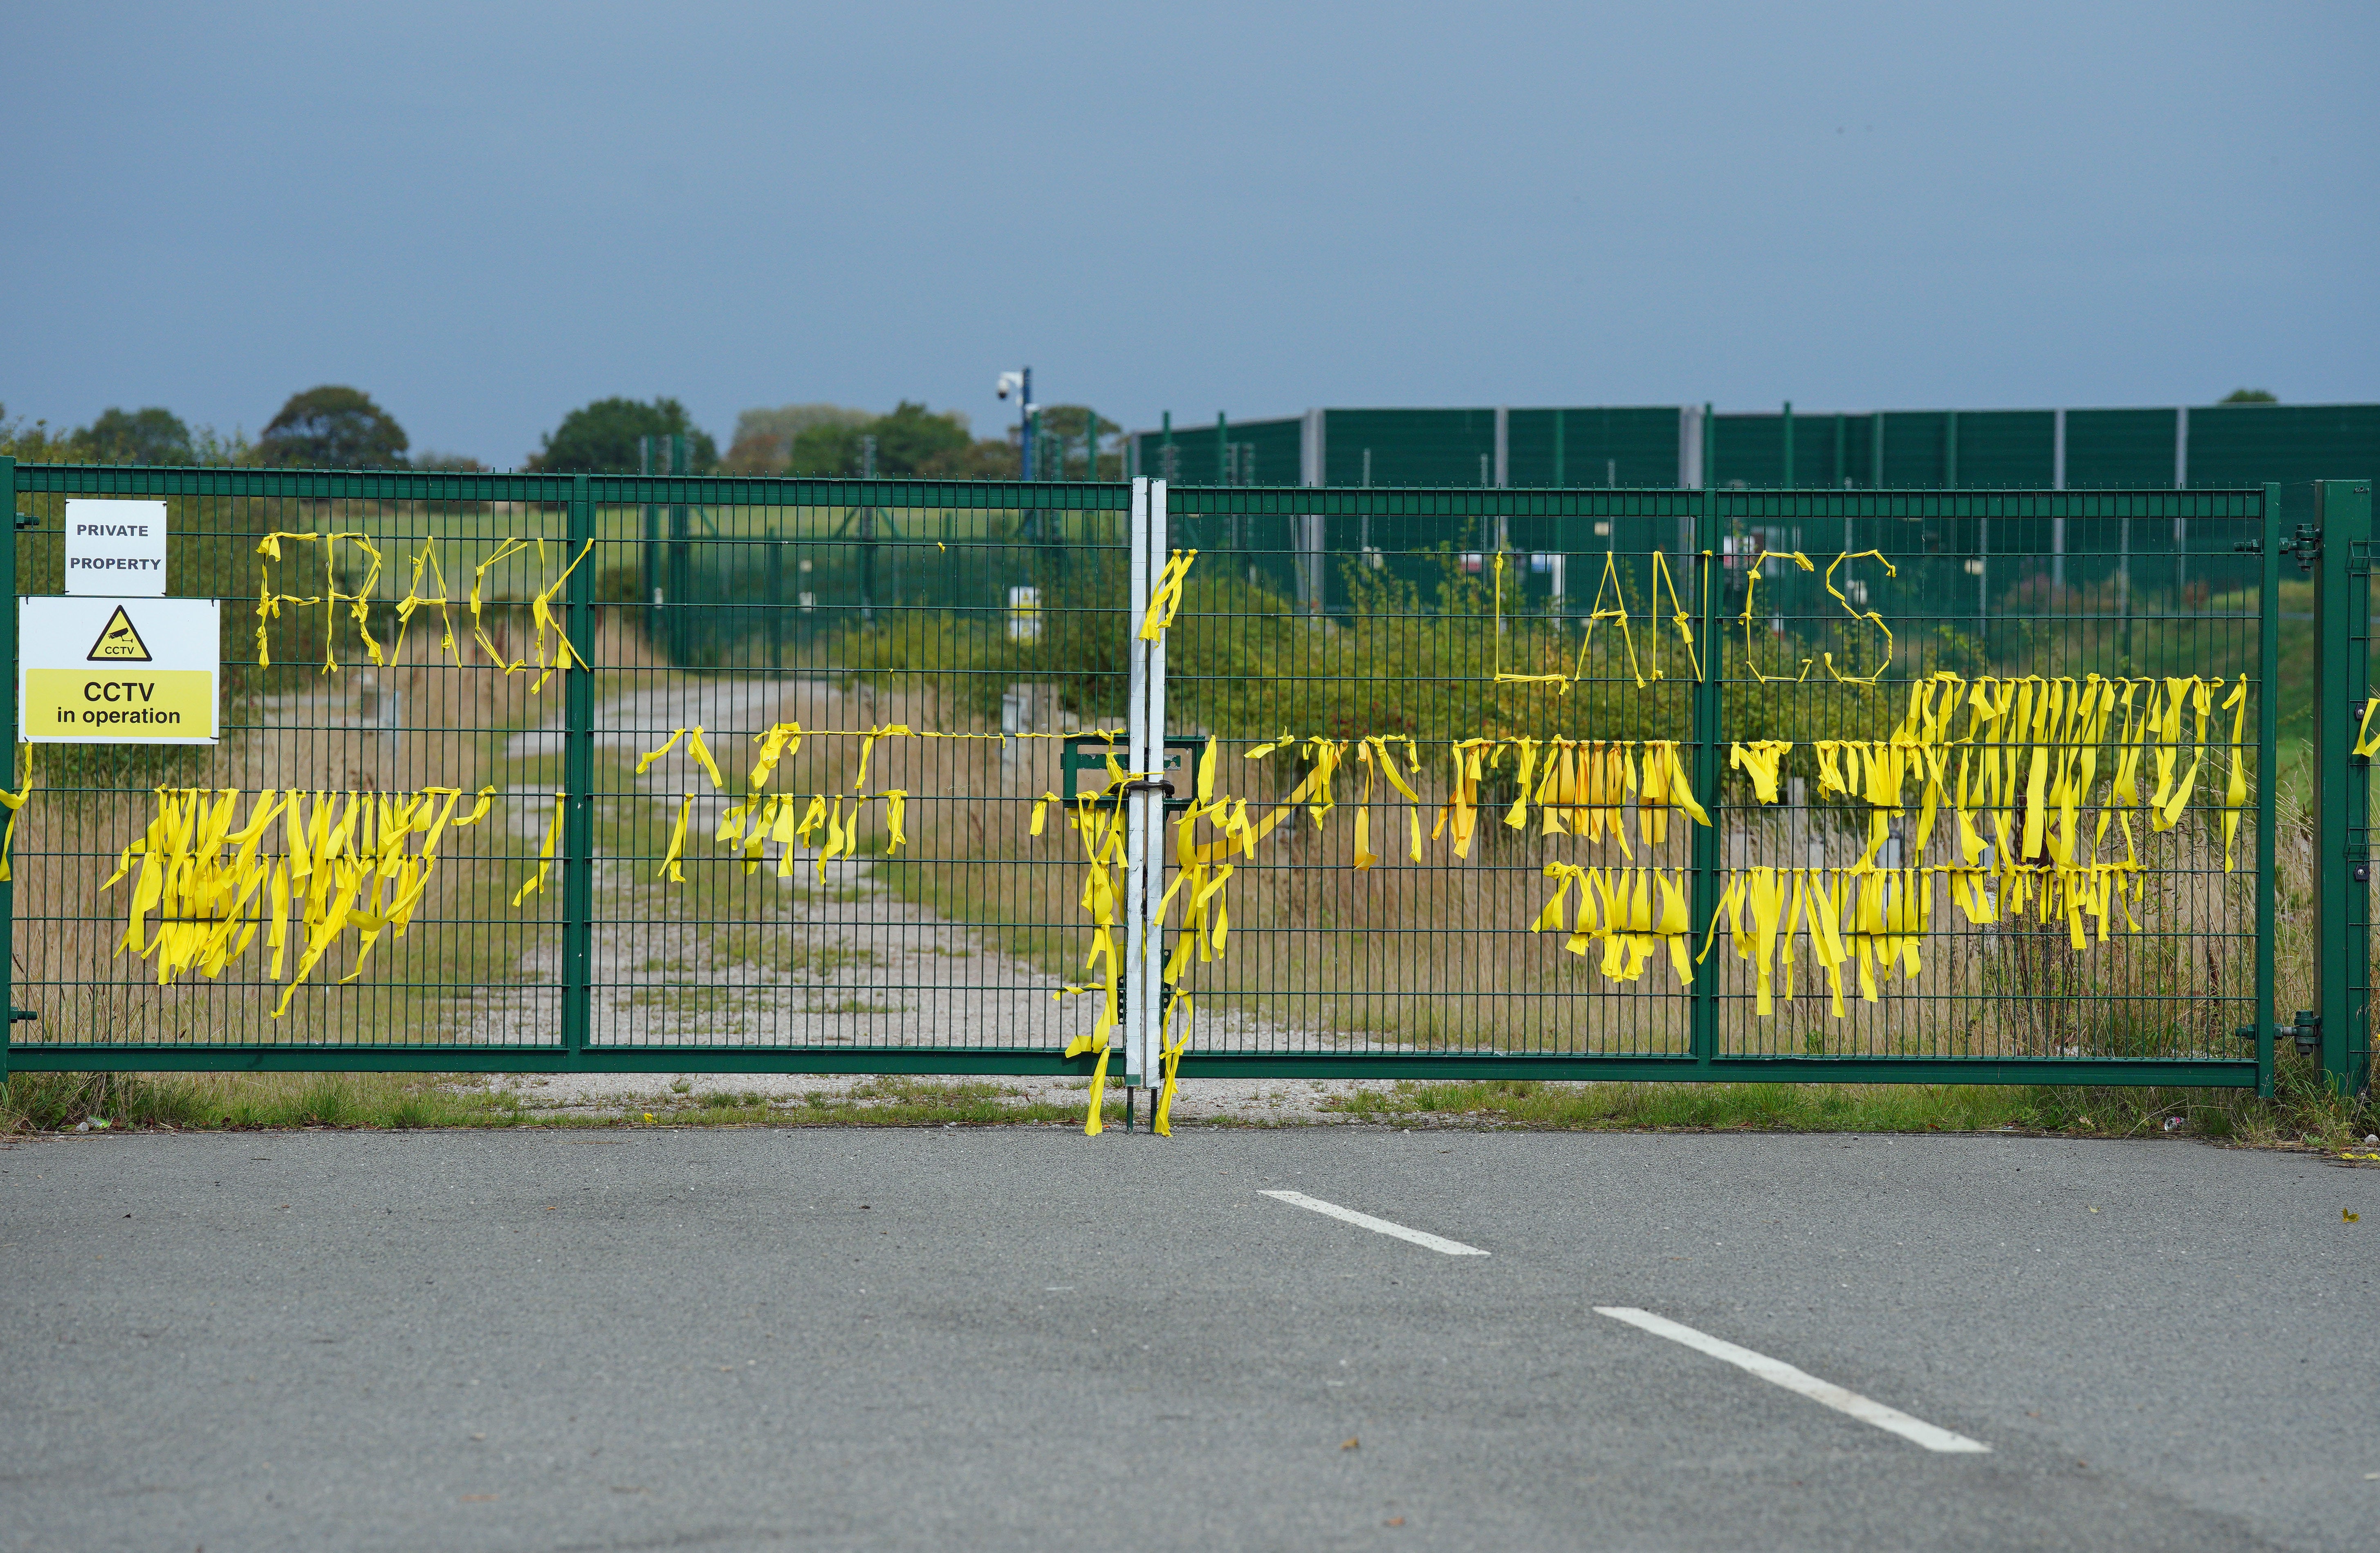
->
xmin=63 ymin=499 xmax=168 ymax=596
xmin=19 ymin=596 xmax=220 ymax=744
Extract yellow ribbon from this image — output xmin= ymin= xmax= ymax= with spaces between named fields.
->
xmin=1140 ymin=549 xmax=1198 ymax=640
xmin=1151 ymin=991 xmax=1192 ymax=1136
xmin=1729 ymin=740 xmax=1792 ymax=805
xmin=104 ymin=785 xmax=493 ymax=1014
xmin=0 ymin=745 xmax=32 ymax=882
xmin=512 ymin=792 xmax=567 ymax=907
xmin=1819 ymin=549 xmax=1897 ymax=684
xmin=1740 ymin=551 xmax=1816 ymax=683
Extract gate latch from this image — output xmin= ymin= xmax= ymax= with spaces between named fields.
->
xmin=2287 ymin=524 xmax=2322 ymax=572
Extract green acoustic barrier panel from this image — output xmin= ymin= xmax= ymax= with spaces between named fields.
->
xmin=1500 ymin=408 xmax=1685 ymax=489
xmin=1321 ymin=408 xmax=1500 ymax=489
xmin=2066 ymin=408 xmax=2180 ymax=489
xmin=2187 ymin=404 xmax=2380 ymax=491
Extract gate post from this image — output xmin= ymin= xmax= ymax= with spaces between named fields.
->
xmin=2312 ymin=479 xmax=2373 ymax=1099
xmin=1122 ymin=478 xmax=1168 ymax=1090
xmin=2255 ymin=485 xmax=2281 ymax=1097
xmin=562 ymin=473 xmax=596 ymax=1065
xmin=0 ymin=455 xmax=13 ymax=1084
xmin=1689 ymin=486 xmax=1722 ymax=1069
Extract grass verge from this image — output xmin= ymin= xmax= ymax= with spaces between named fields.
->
xmin=1319 ymin=1049 xmax=2375 ymax=1150
xmin=3 ymin=1054 xmax=2371 ymax=1147
xmin=0 ymin=1070 xmax=1115 ymax=1132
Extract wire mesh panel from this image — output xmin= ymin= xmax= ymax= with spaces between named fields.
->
xmin=5 ymin=466 xmax=574 ymax=1058
xmin=1154 ymin=484 xmax=2273 ymax=1087
xmin=1159 ymin=487 xmax=1703 ymax=1063
xmin=1704 ymin=490 xmax=2270 ymax=1070
xmin=0 ymin=463 xmax=2277 ymax=1091
xmin=578 ymin=476 xmax=1128 ymax=1064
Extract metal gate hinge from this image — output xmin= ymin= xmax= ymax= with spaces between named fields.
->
xmin=2288 ymin=524 xmax=2322 ymax=572
xmin=13 ymin=510 xmax=36 ymax=530
xmin=2243 ymin=1013 xmax=2322 ymax=1055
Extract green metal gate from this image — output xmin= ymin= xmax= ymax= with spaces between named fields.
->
xmin=2316 ymin=480 xmax=2375 ymax=1099
xmin=0 ymin=459 xmax=2314 ymax=1103
xmin=1157 ymin=482 xmax=2277 ymax=1091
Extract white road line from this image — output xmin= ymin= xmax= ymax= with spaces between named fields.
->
xmin=1594 ymin=1307 xmax=1990 ymax=1454
xmin=1258 ymin=1190 xmax=1489 ymax=1256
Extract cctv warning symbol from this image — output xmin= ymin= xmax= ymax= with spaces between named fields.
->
xmin=87 ymin=606 xmax=153 ymax=663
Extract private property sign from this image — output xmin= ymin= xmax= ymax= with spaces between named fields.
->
xmin=63 ymin=499 xmax=168 ymax=595
xmin=19 ymin=596 xmax=220 ymax=744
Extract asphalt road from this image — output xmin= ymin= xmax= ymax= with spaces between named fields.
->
xmin=2 ymin=1126 xmax=2372 ymax=1552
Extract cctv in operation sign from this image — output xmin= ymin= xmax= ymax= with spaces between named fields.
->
xmin=19 ymin=596 xmax=220 ymax=744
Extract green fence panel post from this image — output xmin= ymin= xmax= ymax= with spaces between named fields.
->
xmin=2313 ymin=478 xmax=2373 ymax=1098
xmin=1689 ymin=485 xmax=1721 ymax=1069
xmin=2257 ymin=484 xmax=2281 ymax=1096
xmin=0 ymin=455 xmax=13 ymax=1084
xmin=563 ymin=473 xmax=597 ymax=1064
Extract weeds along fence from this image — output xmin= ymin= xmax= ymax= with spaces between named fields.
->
xmin=0 ymin=460 xmax=2317 ymax=1102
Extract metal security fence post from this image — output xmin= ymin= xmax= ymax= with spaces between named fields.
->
xmin=2255 ymin=484 xmax=2281 ymax=1097
xmin=562 ymin=473 xmax=597 ymax=1063
xmin=1689 ymin=486 xmax=1722 ymax=1069
xmin=1123 ymin=477 xmax=1153 ymax=1089
xmin=0 ymin=455 xmax=14 ymax=1083
xmin=1121 ymin=477 xmax=1173 ymax=1095
xmin=2313 ymin=479 xmax=2373 ymax=1099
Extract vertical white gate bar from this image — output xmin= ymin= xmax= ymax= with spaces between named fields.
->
xmin=1124 ymin=478 xmax=1152 ymax=1088
xmin=1135 ymin=482 xmax=1170 ymax=1087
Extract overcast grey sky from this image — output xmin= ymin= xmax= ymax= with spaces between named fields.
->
xmin=9 ymin=2 xmax=2374 ymax=467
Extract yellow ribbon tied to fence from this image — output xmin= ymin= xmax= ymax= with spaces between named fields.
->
xmin=103 ymin=785 xmax=494 ymax=1014
xmin=256 ymin=531 xmax=590 ymax=688
xmin=1532 ymin=863 xmax=1694 ymax=987
xmin=1140 ymin=549 xmax=1197 ymax=640
xmin=0 ymin=746 xmax=32 ymax=882
xmin=1054 ymin=785 xmax=1134 ymax=1135
xmin=513 ymin=792 xmax=567 ymax=906
xmin=255 ymin=531 xmax=384 ymax=672
xmin=637 ymin=726 xmax=728 ymax=883
xmin=1151 ymin=991 xmax=1193 ymax=1137
xmin=1728 ymin=741 xmax=1792 ymax=806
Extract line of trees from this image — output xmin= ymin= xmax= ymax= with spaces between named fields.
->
xmin=530 ymin=396 xmax=1122 ymax=479
xmin=0 ymin=385 xmax=480 ymax=471
xmin=4 ymin=386 xmax=1132 ymax=477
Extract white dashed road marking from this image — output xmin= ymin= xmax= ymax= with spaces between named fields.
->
xmin=1259 ymin=1190 xmax=1489 ymax=1256
xmin=1595 ymin=1307 xmax=1990 ymax=1453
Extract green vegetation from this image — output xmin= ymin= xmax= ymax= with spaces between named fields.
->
xmin=0 ymin=1070 xmax=1114 ymax=1132
xmin=258 ymin=385 xmax=409 ymax=468
xmin=1317 ymin=1045 xmax=2371 ymax=1149
xmin=67 ymin=406 xmax=195 ymax=465
xmin=724 ymin=399 xmax=1021 ymax=479
xmin=530 ymin=395 xmax=717 ymax=473
xmin=5 ymin=1062 xmax=2367 ymax=1147
xmin=4 ymin=402 xmax=250 ymax=468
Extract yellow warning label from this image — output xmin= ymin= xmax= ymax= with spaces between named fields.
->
xmin=87 ymin=606 xmax=152 ymax=662
xmin=25 ymin=670 xmax=215 ymax=740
